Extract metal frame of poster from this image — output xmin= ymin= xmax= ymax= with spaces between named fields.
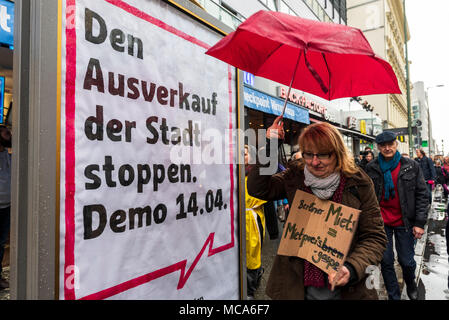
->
xmin=57 ymin=0 xmax=243 ymax=300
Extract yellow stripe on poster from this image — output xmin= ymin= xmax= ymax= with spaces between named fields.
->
xmin=55 ymin=0 xmax=63 ymax=300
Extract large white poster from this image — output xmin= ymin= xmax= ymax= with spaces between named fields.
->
xmin=59 ymin=0 xmax=239 ymax=300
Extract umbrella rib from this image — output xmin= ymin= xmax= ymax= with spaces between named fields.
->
xmin=255 ymin=43 xmax=284 ymax=74
xmin=321 ymin=53 xmax=331 ymax=100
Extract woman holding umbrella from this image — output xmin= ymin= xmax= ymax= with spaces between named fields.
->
xmin=247 ymin=117 xmax=387 ymax=300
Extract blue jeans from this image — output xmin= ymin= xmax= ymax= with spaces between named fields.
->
xmin=380 ymin=225 xmax=416 ymax=300
xmin=0 ymin=206 xmax=10 ymax=276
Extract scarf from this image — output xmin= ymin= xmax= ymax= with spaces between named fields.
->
xmin=378 ymin=151 xmax=401 ymax=201
xmin=304 ymin=165 xmax=341 ymax=200
xmin=303 ymin=173 xmax=346 ymax=288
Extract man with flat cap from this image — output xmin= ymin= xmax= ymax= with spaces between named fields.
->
xmin=365 ymin=131 xmax=428 ymax=300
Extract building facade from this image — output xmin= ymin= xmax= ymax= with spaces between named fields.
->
xmin=347 ymin=0 xmax=410 ymax=154
xmin=411 ymin=81 xmax=431 ymax=155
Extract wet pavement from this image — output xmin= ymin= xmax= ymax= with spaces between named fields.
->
xmin=418 ymin=194 xmax=449 ymax=300
xmin=0 ymin=266 xmax=10 ymax=300
xmin=0 ymin=241 xmax=10 ymax=300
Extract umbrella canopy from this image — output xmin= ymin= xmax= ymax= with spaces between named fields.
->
xmin=205 ymin=10 xmax=401 ymax=101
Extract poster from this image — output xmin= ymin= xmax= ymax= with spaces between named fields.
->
xmin=59 ymin=0 xmax=239 ymax=300
xmin=278 ymin=190 xmax=360 ymax=277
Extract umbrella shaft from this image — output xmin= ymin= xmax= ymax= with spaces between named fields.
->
xmin=281 ymin=49 xmax=302 ymax=119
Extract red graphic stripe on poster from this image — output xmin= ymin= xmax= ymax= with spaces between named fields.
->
xmin=63 ymin=0 xmax=236 ymax=299
xmin=105 ymin=0 xmax=211 ymax=50
xmin=227 ymin=65 xmax=235 ymax=249
xmin=81 ymin=232 xmax=220 ymax=300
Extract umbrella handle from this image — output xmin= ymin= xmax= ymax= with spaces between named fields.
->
xmin=280 ymin=49 xmax=303 ymax=119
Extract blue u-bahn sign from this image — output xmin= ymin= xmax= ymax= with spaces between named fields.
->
xmin=0 ymin=76 xmax=4 ymax=124
xmin=0 ymin=0 xmax=14 ymax=47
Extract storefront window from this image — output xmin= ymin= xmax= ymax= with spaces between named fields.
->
xmin=244 ymin=107 xmax=307 ymax=162
xmin=259 ymin=0 xmax=276 ymax=11
xmin=342 ymin=134 xmax=353 ymax=155
xmin=279 ymin=1 xmax=297 ymax=16
xmin=301 ymin=0 xmax=333 ymax=22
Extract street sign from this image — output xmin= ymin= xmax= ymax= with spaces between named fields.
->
xmin=384 ymin=126 xmax=417 ymax=136
xmin=422 ymin=140 xmax=428 ymax=147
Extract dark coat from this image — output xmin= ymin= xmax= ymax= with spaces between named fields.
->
xmin=247 ymin=160 xmax=387 ymax=300
xmin=415 ymin=156 xmax=436 ymax=181
xmin=365 ymin=156 xmax=428 ymax=229
xmin=435 ymin=166 xmax=448 ymax=186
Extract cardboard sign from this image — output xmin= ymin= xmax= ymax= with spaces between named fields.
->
xmin=278 ymin=190 xmax=360 ymax=276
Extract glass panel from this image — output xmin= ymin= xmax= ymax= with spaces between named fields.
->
xmin=200 ymin=0 xmax=243 ymax=30
xmin=280 ymin=1 xmax=290 ymax=14
xmin=267 ymin=0 xmax=277 ymax=10
xmin=203 ymin=0 xmax=220 ymax=18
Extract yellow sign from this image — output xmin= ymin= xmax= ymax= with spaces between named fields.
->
xmin=360 ymin=120 xmax=367 ymax=134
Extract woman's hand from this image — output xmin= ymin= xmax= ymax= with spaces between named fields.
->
xmin=413 ymin=226 xmax=425 ymax=239
xmin=266 ymin=116 xmax=285 ymax=140
xmin=328 ymin=266 xmax=350 ymax=289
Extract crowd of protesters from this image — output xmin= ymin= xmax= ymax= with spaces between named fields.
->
xmin=244 ymin=117 xmax=448 ymax=300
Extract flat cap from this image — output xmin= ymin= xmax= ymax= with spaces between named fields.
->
xmin=375 ymin=131 xmax=397 ymax=144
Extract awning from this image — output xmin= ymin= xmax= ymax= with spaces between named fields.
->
xmin=336 ymin=126 xmax=376 ymax=141
xmin=310 ymin=118 xmax=375 ymax=141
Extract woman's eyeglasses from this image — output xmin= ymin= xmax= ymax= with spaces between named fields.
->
xmin=302 ymin=152 xmax=333 ymax=160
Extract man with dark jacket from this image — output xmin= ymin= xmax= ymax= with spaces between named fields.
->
xmin=365 ymin=132 xmax=428 ymax=300
xmin=415 ymin=149 xmax=436 ymax=204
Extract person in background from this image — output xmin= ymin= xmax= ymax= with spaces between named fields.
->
xmin=401 ymin=153 xmax=410 ymax=158
xmin=359 ymin=150 xmax=374 ymax=172
xmin=434 ymin=159 xmax=449 ymax=200
xmin=415 ymin=149 xmax=436 ymax=204
xmin=446 ymin=203 xmax=449 ymax=291
xmin=0 ymin=125 xmax=11 ymax=290
xmin=443 ymin=156 xmax=449 ymax=174
xmin=357 ymin=146 xmax=372 ymax=166
xmin=244 ymin=144 xmax=266 ymax=300
xmin=365 ymin=132 xmax=428 ymax=300
xmin=248 ymin=118 xmax=387 ymax=300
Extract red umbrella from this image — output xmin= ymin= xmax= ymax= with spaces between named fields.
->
xmin=206 ymin=10 xmax=401 ymax=115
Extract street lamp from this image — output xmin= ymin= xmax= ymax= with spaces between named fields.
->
xmin=403 ymin=0 xmax=413 ymax=156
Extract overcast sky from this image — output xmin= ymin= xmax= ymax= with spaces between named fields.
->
xmin=406 ymin=0 xmax=449 ymax=155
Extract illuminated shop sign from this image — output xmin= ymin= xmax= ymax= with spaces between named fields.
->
xmin=243 ymin=71 xmax=254 ymax=86
xmin=277 ymin=86 xmax=327 ymax=115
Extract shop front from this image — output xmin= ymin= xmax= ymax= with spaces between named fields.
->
xmin=276 ymin=84 xmax=378 ymax=157
xmin=243 ymin=84 xmax=310 ymax=160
